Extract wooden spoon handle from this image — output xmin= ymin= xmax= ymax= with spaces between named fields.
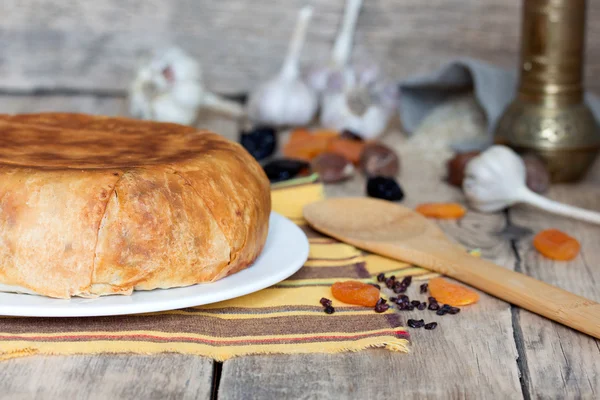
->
xmin=441 ymin=251 xmax=600 ymax=339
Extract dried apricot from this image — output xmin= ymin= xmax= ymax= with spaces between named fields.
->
xmin=327 ymin=138 xmax=366 ymax=164
xmin=331 ymin=281 xmax=380 ymax=307
xmin=283 ymin=130 xmax=338 ymax=161
xmin=428 ymin=277 xmax=479 ymax=306
xmin=533 ymin=229 xmax=580 ymax=261
xmin=416 ymin=203 xmax=466 ymax=219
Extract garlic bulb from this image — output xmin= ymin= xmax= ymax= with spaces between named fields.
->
xmin=463 ymin=145 xmax=600 ymax=224
xmin=129 ymin=47 xmax=243 ymax=125
xmin=319 ymin=65 xmax=398 ymax=139
xmin=246 ymin=6 xmax=317 ymax=127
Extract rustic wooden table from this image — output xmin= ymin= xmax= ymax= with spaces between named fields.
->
xmin=1 ymin=94 xmax=599 ymax=399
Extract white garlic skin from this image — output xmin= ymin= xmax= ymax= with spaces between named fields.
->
xmin=319 ymin=66 xmax=397 ymax=140
xmin=463 ymin=145 xmax=529 ymax=212
xmin=129 ymin=47 xmax=243 ymax=125
xmin=247 ymin=78 xmax=318 ymax=127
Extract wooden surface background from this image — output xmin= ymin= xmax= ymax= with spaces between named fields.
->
xmin=1 ymin=0 xmax=600 ymax=94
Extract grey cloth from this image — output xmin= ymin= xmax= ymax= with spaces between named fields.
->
xmin=398 ymin=58 xmax=600 ymax=140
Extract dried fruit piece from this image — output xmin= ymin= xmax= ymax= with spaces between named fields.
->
xmin=367 ymin=177 xmax=404 ymax=201
xmin=523 ymin=154 xmax=550 ymax=194
xmin=360 ymin=142 xmax=400 ymax=177
xmin=416 ymin=203 xmax=466 ymax=219
xmin=446 ymin=151 xmax=480 ymax=187
xmin=239 ymin=126 xmax=277 ymax=161
xmin=533 ymin=229 xmax=580 ymax=261
xmin=424 ymin=322 xmax=438 ymax=330
xmin=283 ymin=130 xmax=337 ymax=161
xmin=340 ymin=129 xmax=364 ymax=141
xmin=311 ymin=152 xmax=354 ymax=183
xmin=263 ymin=159 xmax=309 ymax=182
xmin=428 ymin=277 xmax=479 ymax=306
xmin=331 ymin=281 xmax=380 ymax=307
xmin=327 ymin=137 xmax=366 ymax=164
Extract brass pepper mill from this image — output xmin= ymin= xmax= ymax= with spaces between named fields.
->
xmin=495 ymin=0 xmax=600 ymax=182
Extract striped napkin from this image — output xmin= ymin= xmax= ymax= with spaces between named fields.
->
xmin=0 ymin=183 xmax=437 ymax=361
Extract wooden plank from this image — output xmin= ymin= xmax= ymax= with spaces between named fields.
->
xmin=509 ymin=183 xmax=600 ymax=399
xmin=219 ymin=99 xmax=524 ymax=399
xmin=11 ymin=0 xmax=600 ymax=95
xmin=0 ymin=355 xmax=214 ymax=400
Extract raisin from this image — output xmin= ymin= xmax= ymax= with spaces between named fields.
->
xmin=420 ymin=283 xmax=428 ymax=294
xmin=424 ymin=322 xmax=438 ymax=330
xmin=320 ymin=297 xmax=332 ymax=307
xmin=324 ymin=305 xmax=335 ymax=314
xmin=376 ymin=273 xmax=386 ymax=282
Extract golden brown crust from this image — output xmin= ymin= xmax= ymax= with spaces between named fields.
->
xmin=0 ymin=113 xmax=271 ymax=298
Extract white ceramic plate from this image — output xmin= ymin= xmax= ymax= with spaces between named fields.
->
xmin=0 ymin=212 xmax=309 ymax=317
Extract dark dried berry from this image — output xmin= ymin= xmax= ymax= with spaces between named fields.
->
xmin=371 ymin=283 xmax=381 ymax=290
xmin=407 ymin=304 xmax=415 ymax=311
xmin=428 ymin=302 xmax=440 ymax=311
xmin=411 ymin=300 xmax=421 ymax=307
xmin=263 ymin=159 xmax=309 ymax=183
xmin=366 ymin=176 xmax=404 ymax=201
xmin=320 ymin=297 xmax=332 ymax=307
xmin=374 ymin=302 xmax=390 ymax=313
xmin=417 ymin=302 xmax=427 ymax=311
xmin=396 ymin=303 xmax=407 ymax=310
xmin=441 ymin=304 xmax=452 ymax=311
xmin=377 ymin=298 xmax=387 ymax=305
xmin=376 ymin=273 xmax=386 ymax=282
xmin=436 ymin=309 xmax=446 ymax=316
xmin=407 ymin=319 xmax=425 ymax=328
xmin=401 ymin=276 xmax=412 ymax=287
xmin=389 ymin=297 xmax=397 ymax=303
xmin=424 ymin=322 xmax=438 ymax=330
xmin=385 ymin=278 xmax=395 ymax=289
xmin=393 ymin=285 xmax=407 ymax=294
xmin=428 ymin=296 xmax=437 ymax=303
xmin=340 ymin=129 xmax=364 ymax=141
xmin=240 ymin=126 xmax=277 ymax=161
xmin=398 ymin=295 xmax=409 ymax=302
xmin=324 ymin=305 xmax=335 ymax=314
xmin=389 ymin=275 xmax=396 ymax=281
xmin=448 ymin=307 xmax=461 ymax=315
xmin=420 ymin=283 xmax=428 ymax=294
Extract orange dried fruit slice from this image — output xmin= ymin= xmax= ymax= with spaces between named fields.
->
xmin=283 ymin=130 xmax=338 ymax=161
xmin=416 ymin=203 xmax=466 ymax=219
xmin=533 ymin=229 xmax=580 ymax=261
xmin=428 ymin=277 xmax=479 ymax=306
xmin=331 ymin=281 xmax=380 ymax=307
xmin=327 ymin=138 xmax=366 ymax=164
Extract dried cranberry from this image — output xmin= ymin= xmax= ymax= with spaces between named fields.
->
xmin=263 ymin=159 xmax=309 ymax=183
xmin=424 ymin=322 xmax=438 ymax=330
xmin=420 ymin=283 xmax=428 ymax=294
xmin=240 ymin=126 xmax=277 ymax=161
xmin=324 ymin=305 xmax=335 ymax=314
xmin=320 ymin=297 xmax=332 ymax=307
xmin=376 ymin=273 xmax=386 ymax=282
xmin=366 ymin=176 xmax=404 ymax=201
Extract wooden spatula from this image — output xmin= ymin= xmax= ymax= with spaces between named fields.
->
xmin=303 ymin=197 xmax=600 ymax=339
